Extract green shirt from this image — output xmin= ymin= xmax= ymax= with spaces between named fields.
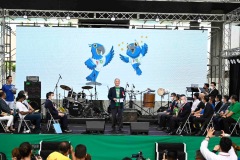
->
xmin=115 ymin=87 xmax=120 ymax=106
xmin=228 ymin=101 xmax=240 ymax=122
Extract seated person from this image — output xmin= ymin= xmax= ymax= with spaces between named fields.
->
xmin=45 ymin=92 xmax=72 ymax=133
xmin=166 ymin=96 xmax=191 ymax=135
xmin=47 ymin=141 xmax=74 ymax=160
xmin=0 ymin=91 xmax=14 ymax=115
xmin=16 ymin=94 xmax=41 ymax=133
xmin=191 ymin=93 xmax=201 ymax=112
xmin=74 ymin=144 xmax=91 ymax=160
xmin=12 ymin=147 xmax=21 ymax=160
xmin=0 ymin=105 xmax=15 ymax=132
xmin=214 ymin=95 xmax=223 ymax=113
xmin=157 ymin=93 xmax=179 ymax=131
xmin=213 ymin=95 xmax=230 ymax=131
xmin=221 ymin=95 xmax=240 ymax=134
xmin=192 ymin=95 xmax=214 ymax=135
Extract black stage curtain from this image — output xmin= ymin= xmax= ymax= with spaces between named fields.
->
xmin=229 ymin=56 xmax=240 ymax=99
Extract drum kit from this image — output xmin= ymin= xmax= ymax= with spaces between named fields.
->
xmin=59 ymin=82 xmax=106 ymax=118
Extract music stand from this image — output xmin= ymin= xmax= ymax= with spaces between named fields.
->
xmin=186 ymin=87 xmax=199 ymax=101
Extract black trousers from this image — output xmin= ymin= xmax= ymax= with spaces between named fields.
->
xmin=192 ymin=117 xmax=208 ymax=131
xmin=222 ymin=117 xmax=236 ymax=134
xmin=213 ymin=116 xmax=224 ymax=131
xmin=53 ymin=114 xmax=68 ymax=130
xmin=159 ymin=114 xmax=172 ymax=128
xmin=111 ymin=106 xmax=123 ymax=129
xmin=169 ymin=116 xmax=184 ymax=132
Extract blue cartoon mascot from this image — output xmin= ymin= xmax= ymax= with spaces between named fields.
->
xmin=85 ymin=43 xmax=114 ymax=82
xmin=119 ymin=42 xmax=148 ymax=75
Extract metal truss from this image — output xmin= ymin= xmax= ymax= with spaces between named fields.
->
xmin=222 ymin=47 xmax=240 ymax=58
xmin=226 ymin=7 xmax=240 ymax=22
xmin=3 ymin=9 xmax=227 ymax=22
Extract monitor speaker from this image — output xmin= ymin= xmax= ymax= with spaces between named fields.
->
xmin=130 ymin=122 xmax=149 ymax=135
xmin=123 ymin=108 xmax=139 ymax=123
xmin=24 ymin=81 xmax=41 ymax=99
xmin=86 ymin=121 xmax=105 ymax=134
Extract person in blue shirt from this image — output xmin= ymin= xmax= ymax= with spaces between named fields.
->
xmin=2 ymin=76 xmax=17 ymax=110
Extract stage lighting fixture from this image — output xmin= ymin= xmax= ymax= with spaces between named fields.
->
xmin=237 ymin=59 xmax=240 ymax=64
xmin=230 ymin=59 xmax=233 ymax=64
xmin=197 ymin=18 xmax=202 ymax=23
xmin=23 ymin=12 xmax=27 ymax=19
xmin=155 ymin=17 xmax=160 ymax=22
xmin=233 ymin=59 xmax=236 ymax=64
xmin=110 ymin=16 xmax=116 ymax=21
xmin=174 ymin=26 xmax=178 ymax=30
xmin=66 ymin=16 xmax=70 ymax=20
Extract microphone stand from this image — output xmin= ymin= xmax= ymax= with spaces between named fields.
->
xmin=53 ymin=75 xmax=62 ymax=107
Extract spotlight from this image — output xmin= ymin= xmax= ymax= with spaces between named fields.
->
xmin=230 ymin=59 xmax=233 ymax=64
xmin=237 ymin=59 xmax=240 ymax=63
xmin=110 ymin=16 xmax=116 ymax=21
xmin=174 ymin=26 xmax=178 ymax=30
xmin=197 ymin=18 xmax=202 ymax=23
xmin=23 ymin=12 xmax=27 ymax=19
xmin=155 ymin=17 xmax=160 ymax=22
xmin=233 ymin=59 xmax=236 ymax=64
xmin=66 ymin=16 xmax=70 ymax=20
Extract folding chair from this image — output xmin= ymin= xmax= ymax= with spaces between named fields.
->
xmin=230 ymin=117 xmax=240 ymax=136
xmin=176 ymin=113 xmax=191 ymax=135
xmin=46 ymin=108 xmax=60 ymax=132
xmin=17 ymin=116 xmax=32 ymax=133
xmin=202 ymin=114 xmax=214 ymax=135
xmin=0 ymin=120 xmax=8 ymax=133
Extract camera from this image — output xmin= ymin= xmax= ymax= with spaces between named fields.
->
xmin=132 ymin=151 xmax=146 ymax=160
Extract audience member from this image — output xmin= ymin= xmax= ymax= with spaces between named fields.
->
xmin=208 ymin=82 xmax=219 ymax=98
xmin=222 ymin=95 xmax=240 ymax=134
xmin=74 ymin=144 xmax=91 ymax=160
xmin=192 ymin=95 xmax=214 ymax=136
xmin=47 ymin=141 xmax=74 ymax=160
xmin=16 ymin=94 xmax=41 ymax=133
xmin=202 ymin=83 xmax=210 ymax=95
xmin=200 ymin=127 xmax=237 ymax=159
xmin=192 ymin=93 xmax=201 ymax=112
xmin=167 ymin=95 xmax=191 ymax=135
xmin=45 ymin=92 xmax=72 ymax=133
xmin=19 ymin=142 xmax=42 ymax=160
xmin=214 ymin=95 xmax=223 ymax=113
xmin=0 ymin=91 xmax=13 ymax=115
xmin=157 ymin=93 xmax=177 ymax=131
xmin=195 ymin=149 xmax=206 ymax=160
xmin=12 ymin=147 xmax=21 ymax=160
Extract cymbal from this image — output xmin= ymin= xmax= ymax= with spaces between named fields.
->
xmin=82 ymin=86 xmax=93 ymax=90
xmin=60 ymin=85 xmax=71 ymax=91
xmin=86 ymin=81 xmax=102 ymax=86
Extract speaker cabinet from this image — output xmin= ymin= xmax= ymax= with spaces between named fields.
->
xmin=123 ymin=108 xmax=138 ymax=123
xmin=27 ymin=98 xmax=41 ymax=113
xmin=86 ymin=121 xmax=105 ymax=134
xmin=130 ymin=122 xmax=149 ymax=135
xmin=24 ymin=81 xmax=41 ymax=99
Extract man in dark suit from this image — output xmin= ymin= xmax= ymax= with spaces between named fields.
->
xmin=167 ymin=96 xmax=191 ymax=135
xmin=108 ymin=78 xmax=126 ymax=132
xmin=208 ymin=82 xmax=219 ymax=98
xmin=193 ymin=95 xmax=214 ymax=135
xmin=214 ymin=94 xmax=223 ymax=113
xmin=45 ymin=92 xmax=72 ymax=133
xmin=0 ymin=91 xmax=13 ymax=115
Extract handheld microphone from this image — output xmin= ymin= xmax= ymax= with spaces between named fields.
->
xmin=59 ymin=74 xmax=62 ymax=79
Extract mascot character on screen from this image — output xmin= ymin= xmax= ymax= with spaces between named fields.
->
xmin=84 ymin=43 xmax=114 ymax=82
xmin=119 ymin=41 xmax=148 ymax=75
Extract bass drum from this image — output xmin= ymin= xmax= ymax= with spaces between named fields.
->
xmin=143 ymin=93 xmax=155 ymax=108
xmin=68 ymin=102 xmax=84 ymax=117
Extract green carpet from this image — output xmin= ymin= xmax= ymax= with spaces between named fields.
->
xmin=0 ymin=134 xmax=239 ymax=160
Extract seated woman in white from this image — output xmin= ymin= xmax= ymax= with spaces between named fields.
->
xmin=0 ymin=108 xmax=15 ymax=132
